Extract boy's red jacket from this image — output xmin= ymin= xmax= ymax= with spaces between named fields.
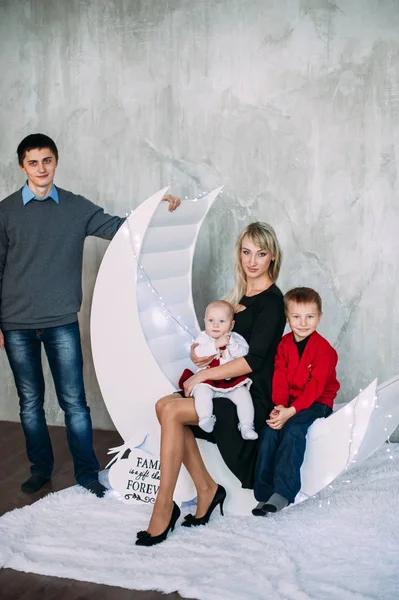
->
xmin=272 ymin=331 xmax=340 ymax=412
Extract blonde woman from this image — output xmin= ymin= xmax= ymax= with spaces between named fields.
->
xmin=136 ymin=222 xmax=285 ymax=546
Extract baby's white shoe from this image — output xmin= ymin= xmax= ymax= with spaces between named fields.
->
xmin=239 ymin=422 xmax=258 ymax=440
xmin=199 ymin=415 xmax=216 ymax=433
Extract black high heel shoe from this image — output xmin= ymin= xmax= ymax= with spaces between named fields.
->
xmin=181 ymin=484 xmax=226 ymax=527
xmin=135 ymin=501 xmax=181 ymax=546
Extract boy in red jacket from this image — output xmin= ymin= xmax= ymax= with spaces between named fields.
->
xmin=252 ymin=287 xmax=340 ymax=516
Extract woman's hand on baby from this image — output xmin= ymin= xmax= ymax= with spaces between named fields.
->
xmin=190 ymin=343 xmax=215 ymax=367
xmin=215 ymin=334 xmax=231 ymax=349
xmin=183 ymin=371 xmax=206 ymax=397
xmin=266 ymin=406 xmax=296 ymax=429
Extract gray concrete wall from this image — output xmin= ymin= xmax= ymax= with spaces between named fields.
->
xmin=0 ymin=0 xmax=398 ymax=439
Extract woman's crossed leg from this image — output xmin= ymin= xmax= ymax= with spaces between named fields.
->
xmin=146 ymin=393 xmax=217 ymax=536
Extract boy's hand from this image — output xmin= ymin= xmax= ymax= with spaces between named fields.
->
xmin=269 ymin=406 xmax=282 ymax=419
xmin=215 ymin=334 xmax=231 ymax=349
xmin=0 ymin=329 xmax=4 ymax=350
xmin=266 ymin=406 xmax=296 ymax=429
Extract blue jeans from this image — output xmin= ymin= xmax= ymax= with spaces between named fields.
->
xmin=254 ymin=402 xmax=333 ymax=503
xmin=4 ymin=322 xmax=100 ymax=486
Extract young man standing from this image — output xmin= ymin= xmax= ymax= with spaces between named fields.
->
xmin=0 ymin=133 xmax=180 ymax=497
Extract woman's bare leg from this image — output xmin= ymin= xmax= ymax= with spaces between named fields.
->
xmin=156 ymin=394 xmax=217 ymax=515
xmin=182 ymin=426 xmax=218 ymax=517
xmin=147 ymin=397 xmax=196 ymax=535
xmin=147 ymin=396 xmax=217 ymax=535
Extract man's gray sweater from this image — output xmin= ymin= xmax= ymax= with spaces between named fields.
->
xmin=0 ymin=187 xmax=126 ymax=331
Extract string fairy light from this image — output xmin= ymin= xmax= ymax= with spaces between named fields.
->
xmin=316 ymin=388 xmax=398 ymax=508
xmin=316 ymin=390 xmax=361 ymax=507
xmin=124 ymin=193 xmax=208 ymax=342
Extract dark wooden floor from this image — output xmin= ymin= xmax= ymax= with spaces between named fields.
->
xmin=0 ymin=421 xmax=192 ymax=600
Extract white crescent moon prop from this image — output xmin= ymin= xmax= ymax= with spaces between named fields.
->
xmin=91 ymin=187 xmax=222 ymax=442
xmin=91 ymin=190 xmax=399 ymax=514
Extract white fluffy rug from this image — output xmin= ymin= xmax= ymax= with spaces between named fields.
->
xmin=1 ymin=446 xmax=399 ymax=600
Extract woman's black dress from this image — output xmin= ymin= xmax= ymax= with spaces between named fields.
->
xmin=190 ymin=284 xmax=286 ymax=489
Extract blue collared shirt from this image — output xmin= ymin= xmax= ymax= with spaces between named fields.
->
xmin=22 ymin=182 xmax=59 ymax=205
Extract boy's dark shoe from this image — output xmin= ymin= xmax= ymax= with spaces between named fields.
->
xmin=252 ymin=493 xmax=290 ymax=516
xmin=252 ymin=501 xmax=267 ymax=516
xmin=262 ymin=493 xmax=290 ymax=513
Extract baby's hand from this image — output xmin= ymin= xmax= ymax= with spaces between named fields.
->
xmin=216 ymin=333 xmax=231 ymax=349
xmin=190 ymin=343 xmax=215 ymax=367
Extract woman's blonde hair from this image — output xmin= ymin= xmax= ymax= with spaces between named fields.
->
xmin=225 ymin=222 xmax=282 ymax=307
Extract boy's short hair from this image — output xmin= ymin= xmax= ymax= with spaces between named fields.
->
xmin=206 ymin=300 xmax=235 ymax=320
xmin=17 ymin=134 xmax=59 ymax=165
xmin=284 ymin=287 xmax=322 ymax=314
